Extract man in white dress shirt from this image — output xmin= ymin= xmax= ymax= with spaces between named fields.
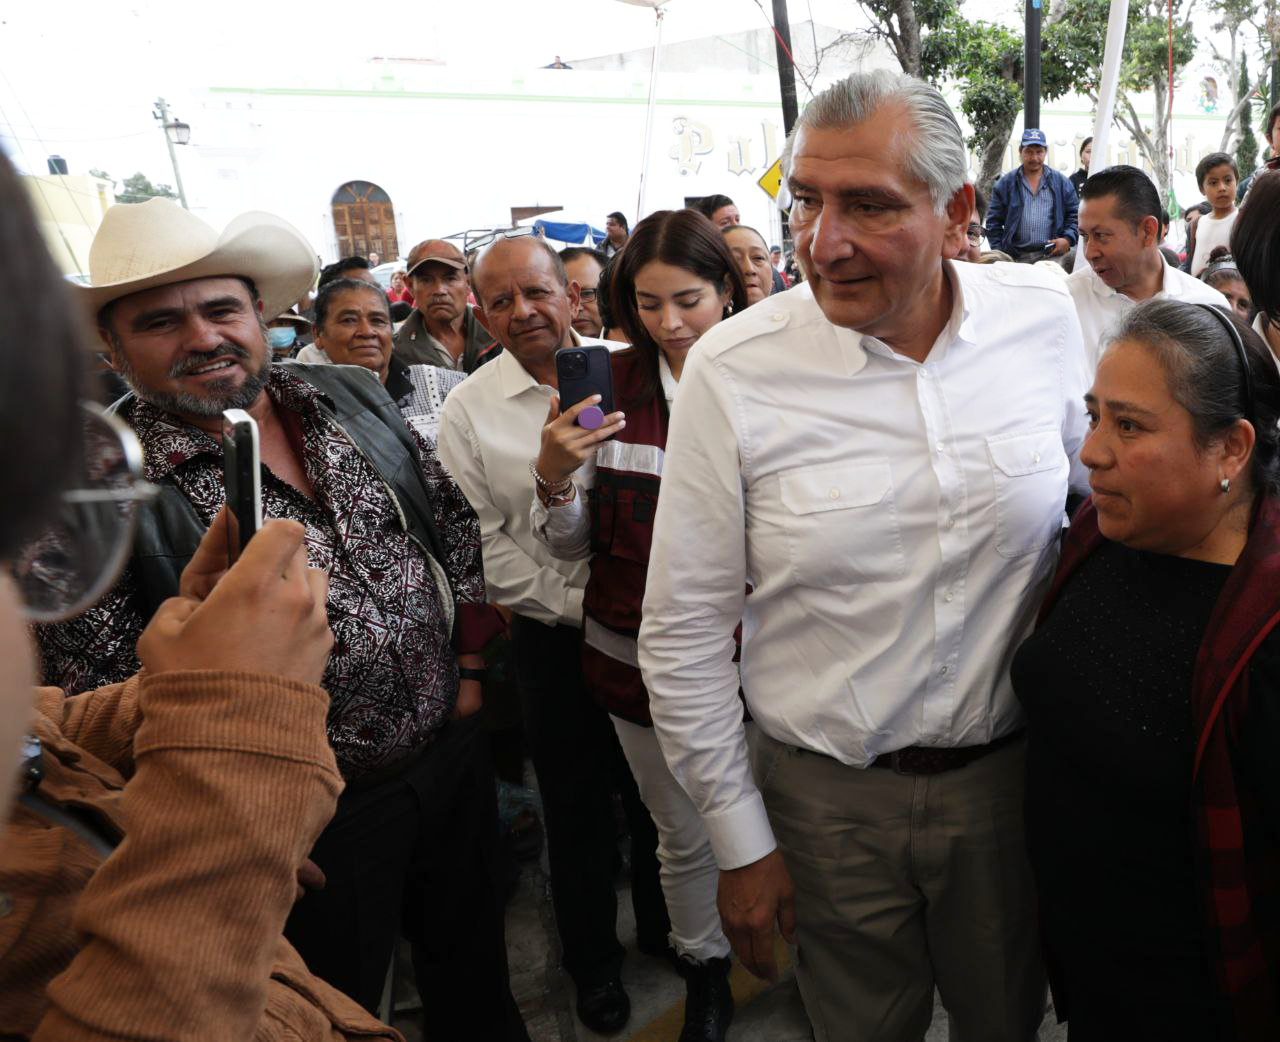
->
xmin=638 ymin=70 xmax=1092 ymax=1041
xmin=436 ymin=236 xmax=666 ymax=1036
xmin=1068 ymin=165 xmax=1227 ymax=372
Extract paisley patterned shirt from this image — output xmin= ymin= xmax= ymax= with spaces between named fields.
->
xmin=36 ymin=367 xmax=487 ymax=780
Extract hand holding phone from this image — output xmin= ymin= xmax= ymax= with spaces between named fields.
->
xmin=555 ymin=345 xmax=616 ymax=429
xmin=537 ymin=392 xmax=626 ymax=488
xmin=222 ymin=409 xmax=262 ymax=566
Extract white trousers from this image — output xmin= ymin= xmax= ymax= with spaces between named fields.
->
xmin=612 ymin=716 xmax=731 ymax=961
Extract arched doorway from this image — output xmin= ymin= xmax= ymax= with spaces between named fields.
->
xmin=331 ymin=181 xmax=399 ymax=261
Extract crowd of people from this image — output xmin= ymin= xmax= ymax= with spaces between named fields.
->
xmin=2 ymin=65 xmax=1280 ymax=1042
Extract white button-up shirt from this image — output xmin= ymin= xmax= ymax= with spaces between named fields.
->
xmin=638 ymin=262 xmax=1092 ymax=870
xmin=1067 ymin=258 xmax=1228 ymax=372
xmin=437 ymin=334 xmax=613 ymax=627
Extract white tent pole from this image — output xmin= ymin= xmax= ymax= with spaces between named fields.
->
xmin=636 ymin=8 xmax=666 ymax=221
xmin=1089 ymin=0 xmax=1130 ymax=178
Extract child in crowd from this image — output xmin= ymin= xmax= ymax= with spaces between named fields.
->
xmin=1189 ymin=152 xmax=1239 ymax=276
xmin=1201 ymin=245 xmax=1254 ymax=321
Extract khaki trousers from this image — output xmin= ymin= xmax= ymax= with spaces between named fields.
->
xmin=749 ymin=729 xmax=1046 ymax=1042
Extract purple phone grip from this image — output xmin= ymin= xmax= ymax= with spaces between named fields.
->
xmin=579 ymin=405 xmax=605 ymax=430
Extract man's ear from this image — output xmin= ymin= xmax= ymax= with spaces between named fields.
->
xmin=97 ymin=326 xmax=121 ymax=371
xmin=1139 ymin=215 xmax=1160 ymax=249
xmin=942 ymin=184 xmax=976 ymax=260
xmin=568 ymin=279 xmax=583 ymax=318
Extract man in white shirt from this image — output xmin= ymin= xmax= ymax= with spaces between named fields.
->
xmin=436 ymin=236 xmax=665 ymax=1037
xmin=638 ymin=69 xmax=1091 ymax=1042
xmin=1068 ymin=165 xmax=1227 ymax=371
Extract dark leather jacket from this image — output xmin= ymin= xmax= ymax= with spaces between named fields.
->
xmin=117 ymin=362 xmax=453 ymax=622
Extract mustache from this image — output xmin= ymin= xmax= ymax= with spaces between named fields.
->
xmin=168 ymin=343 xmax=253 ymax=378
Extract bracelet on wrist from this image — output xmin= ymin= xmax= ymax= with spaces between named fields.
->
xmin=530 ymin=459 xmax=572 ymax=494
xmin=458 ymin=667 xmax=488 ymax=682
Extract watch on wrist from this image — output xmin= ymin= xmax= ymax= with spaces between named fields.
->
xmin=458 ymin=667 xmax=488 ymax=682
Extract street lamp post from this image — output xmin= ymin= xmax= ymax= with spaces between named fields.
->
xmin=153 ymin=97 xmax=191 ymax=210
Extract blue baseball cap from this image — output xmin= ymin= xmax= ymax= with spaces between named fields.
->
xmin=1021 ymin=128 xmax=1047 ymax=148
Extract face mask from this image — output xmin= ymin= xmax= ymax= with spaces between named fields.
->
xmin=267 ymin=326 xmax=297 ymax=350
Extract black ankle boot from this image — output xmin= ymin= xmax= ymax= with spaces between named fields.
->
xmin=678 ymin=955 xmax=733 ymax=1042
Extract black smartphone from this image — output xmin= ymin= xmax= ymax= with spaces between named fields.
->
xmin=554 ymin=344 xmax=615 ymax=430
xmin=221 ymin=409 xmax=262 ymax=566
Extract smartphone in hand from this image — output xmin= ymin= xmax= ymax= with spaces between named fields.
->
xmin=221 ymin=409 xmax=262 ymax=566
xmin=555 ymin=345 xmax=615 ymax=432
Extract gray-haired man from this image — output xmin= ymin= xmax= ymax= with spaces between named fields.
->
xmin=639 ymin=70 xmax=1091 ymax=1040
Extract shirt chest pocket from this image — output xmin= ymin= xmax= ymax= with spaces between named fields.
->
xmin=777 ymin=460 xmax=906 ymax=587
xmin=986 ymin=429 xmax=1068 ymax=557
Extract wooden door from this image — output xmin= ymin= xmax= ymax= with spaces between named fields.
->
xmin=331 ymin=181 xmax=399 ymax=261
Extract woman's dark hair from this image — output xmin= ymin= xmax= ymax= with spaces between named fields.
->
xmin=1079 ymin=136 xmax=1093 ymax=159
xmin=596 ymin=253 xmax=618 ymax=332
xmin=1105 ymin=298 xmax=1280 ymax=496
xmin=313 ymin=276 xmax=389 ymax=331
xmin=0 ymin=152 xmax=88 ymax=558
xmin=609 ymin=209 xmax=748 ymax=410
xmin=1266 ymin=103 xmax=1280 ymax=144
xmin=1201 ymin=246 xmax=1243 ymax=293
xmin=1231 ymin=170 xmax=1280 ymax=325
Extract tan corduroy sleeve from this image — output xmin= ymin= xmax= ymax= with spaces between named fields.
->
xmin=39 ymin=673 xmax=143 ymax=775
xmin=33 ymin=670 xmax=343 ymax=1042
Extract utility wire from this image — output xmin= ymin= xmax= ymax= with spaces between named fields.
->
xmin=0 ymin=66 xmax=97 ymax=270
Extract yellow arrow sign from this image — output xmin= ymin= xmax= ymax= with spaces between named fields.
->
xmin=757 ymin=158 xmax=783 ymax=200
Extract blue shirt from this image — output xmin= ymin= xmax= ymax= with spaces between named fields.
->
xmin=1014 ymin=171 xmax=1054 ymax=251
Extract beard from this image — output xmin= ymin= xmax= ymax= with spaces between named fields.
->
xmin=115 ymin=341 xmax=273 ymax=418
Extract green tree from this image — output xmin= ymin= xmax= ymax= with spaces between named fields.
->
xmin=1052 ymin=0 xmax=1197 ymax=204
xmin=849 ymin=0 xmax=959 ymax=77
xmin=1236 ymin=58 xmax=1259 ymax=172
xmin=116 ymin=172 xmax=177 ymax=205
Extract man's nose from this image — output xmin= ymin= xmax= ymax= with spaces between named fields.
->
xmin=807 ymin=209 xmax=856 ymax=268
xmin=510 ymin=292 xmax=535 ymax=319
xmin=184 ymin=314 xmax=226 ymax=352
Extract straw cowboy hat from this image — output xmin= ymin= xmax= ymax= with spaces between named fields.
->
xmin=77 ymin=197 xmax=318 ymax=322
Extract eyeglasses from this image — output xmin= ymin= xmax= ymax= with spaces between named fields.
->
xmin=466 ymin=226 xmax=540 ymax=254
xmin=966 ymin=224 xmax=984 ymax=246
xmin=579 ymin=288 xmax=598 ymax=302
xmin=11 ymin=402 xmax=158 ymax=623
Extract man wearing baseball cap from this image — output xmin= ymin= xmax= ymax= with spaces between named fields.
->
xmin=985 ymin=127 xmax=1079 ymax=262
xmin=394 ymin=238 xmax=499 ymax=373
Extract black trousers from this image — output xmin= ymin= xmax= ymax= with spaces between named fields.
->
xmin=284 ymin=713 xmax=529 ymax=1041
xmin=510 ymin=614 xmax=670 ymax=989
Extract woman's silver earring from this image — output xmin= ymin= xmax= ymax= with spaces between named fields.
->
xmin=1221 ymin=477 xmax=1231 ymax=494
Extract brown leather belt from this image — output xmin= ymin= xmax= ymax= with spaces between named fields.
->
xmin=869 ymin=729 xmax=1025 ymax=776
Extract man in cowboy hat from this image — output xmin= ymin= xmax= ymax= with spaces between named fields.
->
xmin=36 ymin=198 xmax=529 ymax=1041
xmin=394 ymin=238 xmax=499 ymax=373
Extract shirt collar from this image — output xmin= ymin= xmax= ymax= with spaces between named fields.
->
xmin=855 ymin=260 xmax=973 ymax=366
xmin=658 ymin=353 xmax=678 ymax=404
xmin=1084 ymin=255 xmax=1176 ymax=302
xmin=496 ymin=328 xmax=585 ymax=399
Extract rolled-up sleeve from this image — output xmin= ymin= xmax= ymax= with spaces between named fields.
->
xmin=639 ymin=349 xmax=775 ymax=870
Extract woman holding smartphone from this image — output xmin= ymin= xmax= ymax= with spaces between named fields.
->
xmin=530 ymin=209 xmax=747 ymax=1042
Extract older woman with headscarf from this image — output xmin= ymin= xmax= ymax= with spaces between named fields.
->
xmin=1012 ymin=297 xmax=1280 ymax=1040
